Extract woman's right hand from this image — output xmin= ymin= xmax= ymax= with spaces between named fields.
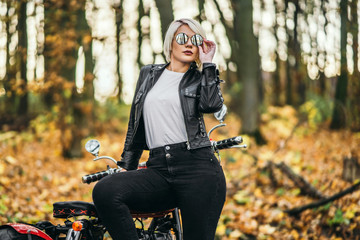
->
xmin=199 ymin=39 xmax=216 ymax=63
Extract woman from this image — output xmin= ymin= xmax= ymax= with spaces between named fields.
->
xmin=92 ymin=18 xmax=226 ymax=240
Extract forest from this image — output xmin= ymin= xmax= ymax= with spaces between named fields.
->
xmin=0 ymin=0 xmax=360 ymax=239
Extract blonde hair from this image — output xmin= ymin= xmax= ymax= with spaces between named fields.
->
xmin=163 ymin=18 xmax=206 ymax=65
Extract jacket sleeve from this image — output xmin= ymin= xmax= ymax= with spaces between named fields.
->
xmin=118 ymin=150 xmax=143 ymax=170
xmin=198 ymin=63 xmax=224 ymax=113
xmin=117 ymin=66 xmax=148 ymax=170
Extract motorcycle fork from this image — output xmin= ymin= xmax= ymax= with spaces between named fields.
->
xmin=65 ymin=228 xmax=82 ymax=240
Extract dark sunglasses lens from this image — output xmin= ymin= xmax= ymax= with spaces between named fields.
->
xmin=176 ymin=33 xmax=188 ymax=45
xmin=191 ymin=34 xmax=203 ymax=46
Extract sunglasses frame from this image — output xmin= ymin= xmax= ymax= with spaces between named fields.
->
xmin=175 ymin=33 xmax=204 ymax=46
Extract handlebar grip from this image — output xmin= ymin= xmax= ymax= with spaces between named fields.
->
xmin=82 ymin=170 xmax=111 ymax=184
xmin=213 ymin=136 xmax=243 ymax=150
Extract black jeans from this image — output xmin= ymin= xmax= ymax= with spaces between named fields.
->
xmin=92 ymin=142 xmax=226 ymax=240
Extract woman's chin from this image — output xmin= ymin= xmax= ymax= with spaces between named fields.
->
xmin=180 ymin=56 xmax=196 ymax=63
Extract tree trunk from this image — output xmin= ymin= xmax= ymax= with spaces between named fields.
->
xmin=273 ymin=57 xmax=282 ymax=106
xmin=273 ymin=0 xmax=283 ymax=106
xmin=3 ymin=0 xmax=16 ymax=117
xmin=349 ymin=0 xmax=360 ymax=131
xmin=137 ymin=0 xmax=145 ymax=68
xmin=232 ymin=0 xmax=263 ymax=143
xmin=330 ymin=0 xmax=348 ymax=129
xmin=318 ymin=71 xmax=326 ymax=96
xmin=17 ymin=0 xmax=28 ymax=117
xmin=1 ymin=0 xmax=28 ymax=130
xmin=44 ymin=0 xmax=86 ymax=158
xmin=285 ymin=1 xmax=293 ymax=106
xmin=342 ymin=156 xmax=360 ymax=182
xmin=114 ymin=1 xmax=123 ymax=101
xmin=284 ymin=1 xmax=306 ymax=106
xmin=317 ymin=0 xmax=328 ymax=97
xmin=154 ymin=0 xmax=174 ymax=43
xmin=197 ymin=0 xmax=205 ymax=21
xmin=65 ymin=0 xmax=95 ymax=158
xmin=285 ymin=55 xmax=292 ymax=105
xmin=43 ymin=0 xmax=56 ymax=108
xmin=293 ymin=2 xmax=306 ymax=106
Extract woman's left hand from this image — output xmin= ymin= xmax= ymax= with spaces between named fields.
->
xmin=198 ymin=39 xmax=216 ymax=63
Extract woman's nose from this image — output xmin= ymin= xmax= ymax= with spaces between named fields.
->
xmin=185 ymin=40 xmax=192 ymax=47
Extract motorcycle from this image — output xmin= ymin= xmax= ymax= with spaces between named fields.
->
xmin=0 ymin=105 xmax=246 ymax=240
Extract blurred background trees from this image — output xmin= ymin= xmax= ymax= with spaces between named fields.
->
xmin=0 ymin=0 xmax=359 ymax=157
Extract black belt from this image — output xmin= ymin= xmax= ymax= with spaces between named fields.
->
xmin=149 ymin=142 xmax=187 ymax=156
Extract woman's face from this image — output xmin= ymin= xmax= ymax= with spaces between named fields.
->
xmin=170 ymin=24 xmax=199 ymax=65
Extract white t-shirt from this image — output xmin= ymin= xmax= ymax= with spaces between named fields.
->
xmin=143 ymin=69 xmax=187 ymax=149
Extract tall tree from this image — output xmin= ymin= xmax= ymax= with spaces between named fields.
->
xmin=154 ymin=0 xmax=174 ymax=43
xmin=197 ymin=0 xmax=205 ymax=21
xmin=70 ymin=0 xmax=95 ymax=157
xmin=3 ymin=0 xmax=16 ymax=118
xmin=317 ymin=0 xmax=329 ymax=96
xmin=349 ymin=0 xmax=360 ymax=130
xmin=285 ymin=0 xmax=305 ymax=106
xmin=330 ymin=0 xmax=348 ymax=129
xmin=273 ymin=0 xmax=285 ymax=106
xmin=212 ymin=0 xmax=263 ymax=142
xmin=44 ymin=0 xmax=93 ymax=157
xmin=232 ymin=0 xmax=263 ymax=142
xmin=17 ymin=0 xmax=28 ymax=117
xmin=1 ymin=0 xmax=28 ymax=129
xmin=114 ymin=0 xmax=123 ymax=101
xmin=137 ymin=0 xmax=145 ymax=68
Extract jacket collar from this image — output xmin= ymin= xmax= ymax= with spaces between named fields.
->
xmin=150 ymin=62 xmax=197 ymax=87
xmin=153 ymin=61 xmax=197 ymax=72
xmin=152 ymin=62 xmax=170 ymax=72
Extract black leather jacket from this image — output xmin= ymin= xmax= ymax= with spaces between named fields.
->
xmin=118 ymin=62 xmax=224 ymax=170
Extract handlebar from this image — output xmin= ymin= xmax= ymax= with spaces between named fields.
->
xmin=212 ymin=136 xmax=246 ymax=151
xmin=82 ymin=168 xmax=121 ymax=184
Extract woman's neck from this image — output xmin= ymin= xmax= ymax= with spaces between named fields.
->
xmin=167 ymin=60 xmax=190 ymax=73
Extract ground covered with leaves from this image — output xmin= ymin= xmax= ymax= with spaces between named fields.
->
xmin=1 ymin=105 xmax=360 ymax=239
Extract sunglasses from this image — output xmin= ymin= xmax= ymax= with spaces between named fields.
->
xmin=175 ymin=33 xmax=204 ymax=46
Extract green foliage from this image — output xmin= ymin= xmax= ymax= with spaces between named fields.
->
xmin=300 ymin=93 xmax=333 ymax=128
xmin=28 ymin=93 xmax=47 ymax=114
xmin=311 ymin=179 xmax=319 ymax=186
xmin=42 ymin=203 xmax=53 ymax=213
xmin=96 ymin=98 xmax=130 ymax=124
xmin=233 ymin=190 xmax=251 ymax=205
xmin=226 ymin=155 xmax=237 ymax=163
xmin=327 ymin=209 xmax=350 ymax=226
xmin=275 ymin=188 xmax=285 ymax=196
xmin=315 ymin=202 xmax=331 ymax=212
xmin=29 ymin=113 xmax=56 ymax=137
xmin=229 ymin=82 xmax=243 ymax=95
xmin=290 ymin=188 xmax=301 ymax=196
xmin=0 ymin=195 xmax=9 ymax=215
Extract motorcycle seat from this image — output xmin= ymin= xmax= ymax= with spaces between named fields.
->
xmin=53 ymin=201 xmax=98 ymax=218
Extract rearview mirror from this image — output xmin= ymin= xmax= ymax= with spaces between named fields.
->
xmin=214 ymin=104 xmax=227 ymax=123
xmin=85 ymin=139 xmax=100 ymax=157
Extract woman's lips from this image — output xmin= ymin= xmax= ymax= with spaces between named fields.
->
xmin=183 ymin=50 xmax=193 ymax=55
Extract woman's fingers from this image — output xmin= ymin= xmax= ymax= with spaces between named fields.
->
xmin=199 ymin=39 xmax=216 ymax=63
